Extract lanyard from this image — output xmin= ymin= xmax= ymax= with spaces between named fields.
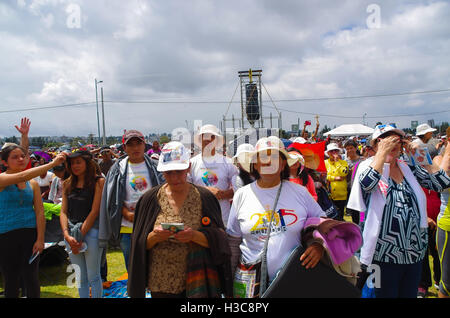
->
xmin=252 ymin=181 xmax=283 ymax=295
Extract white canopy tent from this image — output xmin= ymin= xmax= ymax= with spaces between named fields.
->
xmin=323 ymin=124 xmax=374 ymax=137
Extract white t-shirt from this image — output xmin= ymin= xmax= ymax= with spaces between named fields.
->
xmin=122 ymin=161 xmax=152 ymax=229
xmin=34 ymin=171 xmax=54 ymax=188
xmin=226 ymin=180 xmax=326 ymax=281
xmin=188 ymin=154 xmax=238 ymax=226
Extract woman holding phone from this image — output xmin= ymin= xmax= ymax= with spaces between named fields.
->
xmin=127 ymin=141 xmax=232 ymax=298
xmin=0 ymin=144 xmax=66 ymax=298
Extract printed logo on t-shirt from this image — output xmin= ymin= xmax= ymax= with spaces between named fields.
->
xmin=130 ymin=176 xmax=148 ymax=192
xmin=250 ymin=205 xmax=298 ymax=240
xmin=202 ymin=170 xmax=218 ymax=186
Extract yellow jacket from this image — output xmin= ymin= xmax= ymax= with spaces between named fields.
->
xmin=325 ymin=159 xmax=349 ymax=201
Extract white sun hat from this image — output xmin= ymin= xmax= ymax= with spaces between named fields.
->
xmin=157 ymin=141 xmax=190 ymax=172
xmin=243 ymin=136 xmax=296 ymax=172
xmin=288 ymin=151 xmax=305 ymax=167
xmin=232 ymin=143 xmax=255 ymax=172
xmin=194 ymin=124 xmax=224 ymax=149
xmin=292 ymin=137 xmax=307 ymax=144
xmin=325 ymin=143 xmax=342 ymax=155
xmin=416 ymin=123 xmax=437 ymax=136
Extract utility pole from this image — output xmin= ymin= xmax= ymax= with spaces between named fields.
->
xmin=95 ymin=79 xmax=103 ymax=145
xmin=101 ymin=86 xmax=106 ymax=145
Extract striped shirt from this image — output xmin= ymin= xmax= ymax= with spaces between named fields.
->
xmin=359 ymin=164 xmax=450 ymax=264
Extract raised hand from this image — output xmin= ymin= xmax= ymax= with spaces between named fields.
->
xmin=53 ymin=152 xmax=68 ymax=165
xmin=15 ymin=117 xmax=31 ymax=136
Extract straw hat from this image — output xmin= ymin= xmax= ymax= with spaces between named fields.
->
xmin=243 ymin=136 xmax=296 ymax=172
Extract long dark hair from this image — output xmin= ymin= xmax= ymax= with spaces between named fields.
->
xmin=64 ymin=156 xmax=102 ymax=194
xmin=238 ymin=167 xmax=254 ymax=186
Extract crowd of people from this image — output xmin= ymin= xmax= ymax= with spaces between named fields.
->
xmin=0 ymin=117 xmax=449 ymax=299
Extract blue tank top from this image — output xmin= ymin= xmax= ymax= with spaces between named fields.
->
xmin=0 ymin=182 xmax=37 ymax=234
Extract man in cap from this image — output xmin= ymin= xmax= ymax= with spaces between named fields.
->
xmin=99 ymin=129 xmax=164 ymax=272
xmin=96 ymin=145 xmax=118 ymax=177
xmin=188 ymin=124 xmax=238 ymax=226
xmin=414 ymin=123 xmax=438 ymax=158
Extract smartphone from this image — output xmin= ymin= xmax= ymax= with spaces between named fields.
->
xmin=161 ymin=223 xmax=185 ymax=233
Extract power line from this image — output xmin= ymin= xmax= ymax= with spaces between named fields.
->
xmin=0 ymin=102 xmax=96 ymax=114
xmin=262 ymin=105 xmax=450 ymax=119
xmin=104 ymin=88 xmax=450 ymax=104
xmin=1 ymin=88 xmax=449 ymax=118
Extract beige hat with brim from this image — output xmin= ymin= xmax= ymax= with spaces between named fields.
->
xmin=232 ymin=144 xmax=255 ymax=172
xmin=194 ymin=124 xmax=224 ymax=149
xmin=244 ymin=136 xmax=296 ymax=173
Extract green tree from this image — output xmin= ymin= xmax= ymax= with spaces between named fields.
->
xmin=159 ymin=135 xmax=171 ymax=144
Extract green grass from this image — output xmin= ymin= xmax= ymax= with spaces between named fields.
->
xmin=0 ymin=247 xmax=127 ymax=298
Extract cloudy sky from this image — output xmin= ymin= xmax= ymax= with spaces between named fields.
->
xmin=1 ymin=0 xmax=449 ymax=139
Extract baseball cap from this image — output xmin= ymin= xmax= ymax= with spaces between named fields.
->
xmin=157 ymin=141 xmax=190 ymax=172
xmin=68 ymin=149 xmax=93 ymax=159
xmin=100 ymin=145 xmax=111 ymax=153
xmin=123 ymin=130 xmax=145 ymax=145
xmin=416 ymin=123 xmax=437 ymax=136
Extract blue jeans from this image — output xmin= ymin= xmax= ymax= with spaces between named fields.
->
xmin=120 ymin=233 xmax=131 ymax=272
xmin=373 ymin=260 xmax=423 ymax=298
xmin=65 ymin=227 xmax=103 ymax=298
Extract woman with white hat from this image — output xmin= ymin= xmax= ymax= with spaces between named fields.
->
xmin=188 ymin=124 xmax=238 ymax=226
xmin=226 ymin=136 xmax=326 ymax=297
xmin=325 ymin=143 xmax=349 ymax=221
xmin=231 ymin=144 xmax=256 ymax=192
xmin=286 ymin=149 xmax=318 ymax=201
xmin=127 ymin=141 xmax=232 ymax=298
xmin=348 ymin=124 xmax=450 ymax=297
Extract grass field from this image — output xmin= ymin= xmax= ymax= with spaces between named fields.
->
xmin=0 ymin=247 xmax=127 ymax=298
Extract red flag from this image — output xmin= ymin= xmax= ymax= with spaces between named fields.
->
xmin=289 ymin=141 xmax=326 ymax=172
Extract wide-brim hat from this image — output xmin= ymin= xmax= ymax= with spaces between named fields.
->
xmin=194 ymin=124 xmax=224 ymax=149
xmin=157 ymin=141 xmax=190 ymax=172
xmin=416 ymin=123 xmax=437 ymax=136
xmin=288 ymin=151 xmax=305 ymax=167
xmin=371 ymin=124 xmax=405 ymax=146
xmin=244 ymin=136 xmax=296 ymax=172
xmin=232 ymin=143 xmax=255 ymax=172
xmin=325 ymin=143 xmax=342 ymax=155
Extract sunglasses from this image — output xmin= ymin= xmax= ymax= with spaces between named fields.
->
xmin=376 ymin=123 xmax=397 ymax=129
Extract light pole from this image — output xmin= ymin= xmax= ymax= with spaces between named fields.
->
xmin=95 ymin=79 xmax=103 ymax=145
xmin=101 ymin=86 xmax=106 ymax=145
